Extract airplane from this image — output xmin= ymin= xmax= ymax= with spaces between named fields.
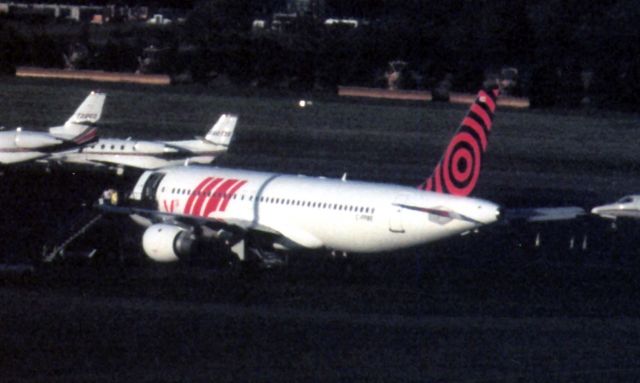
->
xmin=0 ymin=91 xmax=105 ymax=165
xmin=591 ymin=195 xmax=640 ymax=220
xmin=98 ymin=85 xmax=505 ymax=268
xmin=48 ymin=114 xmax=238 ymax=173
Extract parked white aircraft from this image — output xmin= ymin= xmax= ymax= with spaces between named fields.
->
xmin=591 ymin=195 xmax=640 ymax=219
xmin=49 ymin=114 xmax=238 ymax=173
xmin=99 ymin=86 xmax=505 ymax=266
xmin=0 ymin=91 xmax=105 ymax=165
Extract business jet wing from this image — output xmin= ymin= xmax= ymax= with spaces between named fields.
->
xmin=502 ymin=207 xmax=586 ymax=223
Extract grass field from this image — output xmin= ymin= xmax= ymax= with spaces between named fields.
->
xmin=2 ymin=77 xmax=640 ymax=381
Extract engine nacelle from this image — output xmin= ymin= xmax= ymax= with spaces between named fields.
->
xmin=142 ymin=224 xmax=195 ymax=262
xmin=133 ymin=141 xmax=178 ymax=154
xmin=14 ymin=130 xmax=62 ymax=149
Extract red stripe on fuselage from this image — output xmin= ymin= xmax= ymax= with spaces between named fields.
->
xmin=73 ymin=127 xmax=98 ymax=144
xmin=218 ymin=180 xmax=247 ymax=212
xmin=183 ymin=177 xmax=213 ymax=215
xmin=191 ymin=177 xmax=224 ymax=216
xmin=203 ymin=179 xmax=239 ymax=217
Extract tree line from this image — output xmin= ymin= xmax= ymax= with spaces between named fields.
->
xmin=1 ymin=0 xmax=639 ymax=109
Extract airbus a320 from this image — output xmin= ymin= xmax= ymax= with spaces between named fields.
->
xmin=100 ymin=86 xmax=504 ymax=268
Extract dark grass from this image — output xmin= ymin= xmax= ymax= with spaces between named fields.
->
xmin=2 ymin=77 xmax=640 ymax=381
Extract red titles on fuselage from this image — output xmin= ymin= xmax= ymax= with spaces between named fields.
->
xmin=163 ymin=199 xmax=177 ymax=213
xmin=177 ymin=177 xmax=247 ymax=217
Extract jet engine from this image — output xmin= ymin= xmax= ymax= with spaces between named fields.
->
xmin=142 ymin=224 xmax=195 ymax=262
xmin=133 ymin=141 xmax=178 ymax=154
xmin=14 ymin=130 xmax=62 ymax=148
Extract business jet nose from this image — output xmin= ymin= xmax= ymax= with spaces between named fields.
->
xmin=591 ymin=203 xmax=617 ymax=217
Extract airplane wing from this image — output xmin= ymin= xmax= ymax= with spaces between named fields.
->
xmin=502 ymin=207 xmax=586 ymax=223
xmin=95 ymin=199 xmax=281 ymax=236
xmin=95 ymin=197 xmax=324 ymax=251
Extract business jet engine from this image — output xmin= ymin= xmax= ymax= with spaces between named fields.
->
xmin=14 ymin=130 xmax=62 ymax=149
xmin=142 ymin=224 xmax=195 ymax=262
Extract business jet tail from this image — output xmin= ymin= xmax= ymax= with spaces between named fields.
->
xmin=202 ymin=114 xmax=238 ymax=147
xmin=48 ymin=91 xmax=106 ymax=143
xmin=64 ymin=91 xmax=106 ymax=126
xmin=419 ymin=85 xmax=500 ymax=196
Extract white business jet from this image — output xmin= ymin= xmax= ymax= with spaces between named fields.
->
xmin=49 ymin=114 xmax=238 ymax=173
xmin=0 ymin=91 xmax=105 ymax=165
xmin=591 ymin=195 xmax=640 ymax=219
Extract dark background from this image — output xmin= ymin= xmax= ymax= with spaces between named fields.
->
xmin=2 ymin=0 xmax=640 ymax=109
xmin=1 ymin=77 xmax=640 ymax=380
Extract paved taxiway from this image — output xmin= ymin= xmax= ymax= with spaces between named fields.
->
xmin=2 ymin=88 xmax=640 ymax=381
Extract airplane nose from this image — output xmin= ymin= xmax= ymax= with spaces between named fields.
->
xmin=479 ymin=201 xmax=501 ymax=224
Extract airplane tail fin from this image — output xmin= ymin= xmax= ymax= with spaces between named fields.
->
xmin=203 ymin=114 xmax=238 ymax=147
xmin=64 ymin=91 xmax=106 ymax=126
xmin=49 ymin=91 xmax=105 ymax=143
xmin=419 ymin=85 xmax=500 ymax=196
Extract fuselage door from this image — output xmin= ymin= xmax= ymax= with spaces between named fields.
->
xmin=389 ymin=194 xmax=408 ymax=233
xmin=141 ymin=172 xmax=165 ymax=207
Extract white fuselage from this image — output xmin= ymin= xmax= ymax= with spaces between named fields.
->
xmin=591 ymin=195 xmax=640 ymax=219
xmin=0 ymin=129 xmax=64 ymax=164
xmin=0 ymin=91 xmax=105 ymax=165
xmin=52 ymin=138 xmax=225 ymax=170
xmin=131 ymin=166 xmax=501 ymax=253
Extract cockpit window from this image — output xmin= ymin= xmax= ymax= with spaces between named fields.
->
xmin=619 ymin=196 xmax=634 ymax=203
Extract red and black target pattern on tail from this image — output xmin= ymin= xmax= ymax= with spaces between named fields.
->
xmin=420 ymin=86 xmax=500 ymax=196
